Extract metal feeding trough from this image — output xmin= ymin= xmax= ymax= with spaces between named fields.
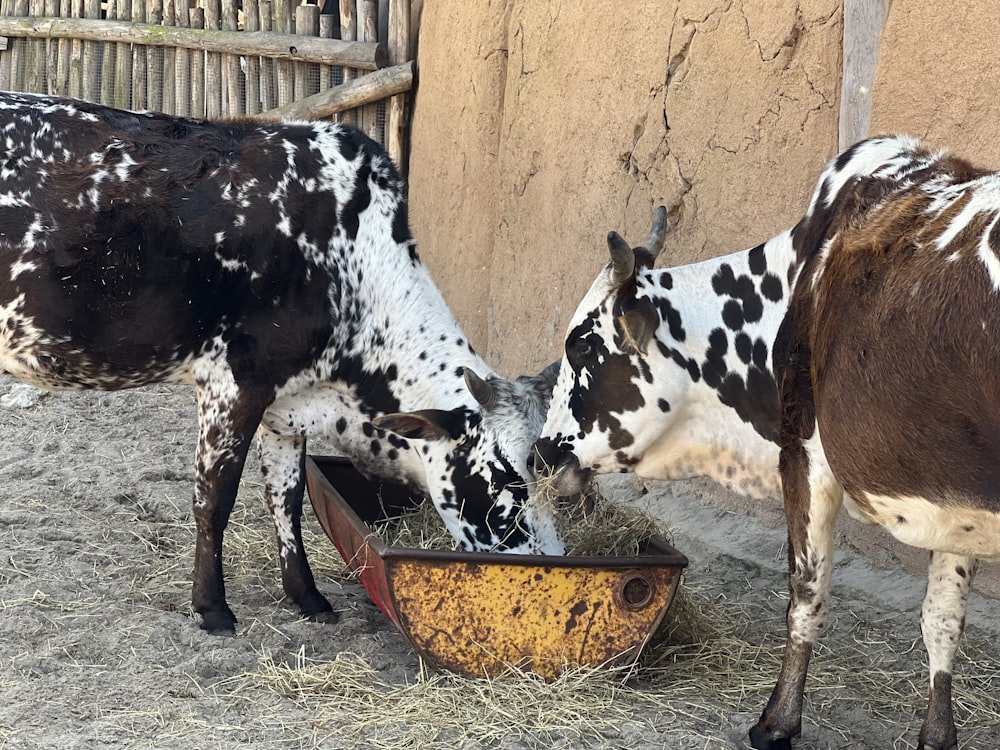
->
xmin=304 ymin=455 xmax=688 ymax=680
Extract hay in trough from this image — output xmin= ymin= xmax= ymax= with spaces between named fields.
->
xmin=371 ymin=482 xmax=666 ymax=558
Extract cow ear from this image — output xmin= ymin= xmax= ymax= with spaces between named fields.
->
xmin=616 ymin=298 xmax=659 ymax=356
xmin=372 ymin=409 xmax=464 ymax=441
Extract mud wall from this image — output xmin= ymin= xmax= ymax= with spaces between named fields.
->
xmin=405 ymin=0 xmax=997 ymax=378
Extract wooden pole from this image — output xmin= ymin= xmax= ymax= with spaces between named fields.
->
xmin=294 ymin=4 xmax=319 ymax=103
xmin=0 ymin=17 xmax=387 ymax=68
xmin=173 ymin=0 xmax=190 ymax=116
xmin=262 ymin=59 xmax=411 ymax=121
xmin=386 ymin=0 xmax=409 ymax=169
xmin=221 ymin=0 xmax=242 ymax=116
xmin=338 ymin=0 xmax=356 ymax=125
xmin=243 ymin=0 xmax=261 ymax=114
xmin=188 ymin=4 xmax=204 ymax=117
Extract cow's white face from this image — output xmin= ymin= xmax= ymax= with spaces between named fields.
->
xmin=533 ymin=209 xmax=675 ymax=495
xmin=377 ymin=368 xmax=564 ymax=554
xmin=534 ymin=267 xmax=681 ymax=494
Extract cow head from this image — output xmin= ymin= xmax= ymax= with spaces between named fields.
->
xmin=374 ymin=362 xmax=564 ymax=554
xmin=533 ymin=207 xmax=674 ymax=496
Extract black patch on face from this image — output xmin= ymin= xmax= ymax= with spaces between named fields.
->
xmin=444 ymin=425 xmax=531 ymax=550
xmin=564 ymin=315 xmax=644 ymax=446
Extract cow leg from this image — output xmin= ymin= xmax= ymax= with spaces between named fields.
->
xmin=749 ymin=434 xmax=842 ymax=749
xmin=917 ymin=550 xmax=975 ymax=750
xmin=256 ymin=426 xmax=336 ymax=623
xmin=191 ymin=381 xmax=272 ymax=634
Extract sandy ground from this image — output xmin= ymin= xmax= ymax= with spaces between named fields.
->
xmin=2 ymin=374 xmax=999 ymax=750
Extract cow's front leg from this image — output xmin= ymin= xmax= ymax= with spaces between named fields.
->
xmin=917 ymin=550 xmax=975 ymax=750
xmin=256 ymin=426 xmax=336 ymax=622
xmin=191 ymin=381 xmax=271 ymax=634
xmin=750 ymin=434 xmax=842 ymax=749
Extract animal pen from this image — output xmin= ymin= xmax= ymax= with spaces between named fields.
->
xmin=0 ymin=0 xmax=413 ymax=164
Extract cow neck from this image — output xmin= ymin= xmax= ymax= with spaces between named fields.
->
xmin=635 ymin=229 xmax=798 ymax=500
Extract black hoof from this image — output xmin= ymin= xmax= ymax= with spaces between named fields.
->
xmin=298 ymin=591 xmax=336 ymax=623
xmin=748 ymin=726 xmax=793 ymax=750
xmin=198 ymin=611 xmax=238 ymax=635
xmin=307 ymin=609 xmax=340 ymax=624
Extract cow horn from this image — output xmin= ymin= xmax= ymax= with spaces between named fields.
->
xmin=463 ymin=367 xmax=497 ymax=411
xmin=608 ymin=230 xmax=635 ymax=287
xmin=644 ymin=205 xmax=668 ymax=260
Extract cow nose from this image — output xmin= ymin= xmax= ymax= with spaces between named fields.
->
xmin=530 ymin=438 xmax=560 ymax=478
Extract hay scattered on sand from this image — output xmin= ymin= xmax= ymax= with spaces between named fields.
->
xmin=215 ymin=483 xmax=1000 ymax=749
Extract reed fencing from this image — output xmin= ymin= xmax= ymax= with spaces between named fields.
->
xmin=0 ymin=0 xmax=412 ymax=164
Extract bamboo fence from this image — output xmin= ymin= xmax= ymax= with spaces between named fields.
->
xmin=0 ymin=0 xmax=412 ymax=163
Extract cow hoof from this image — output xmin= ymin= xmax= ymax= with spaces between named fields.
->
xmin=307 ymin=609 xmax=340 ymax=624
xmin=297 ymin=592 xmax=337 ymax=624
xmin=197 ymin=608 xmax=238 ymax=635
xmin=747 ymin=726 xmax=793 ymax=750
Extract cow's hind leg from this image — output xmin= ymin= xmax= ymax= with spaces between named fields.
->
xmin=256 ymin=426 xmax=336 ymax=622
xmin=917 ymin=550 xmax=975 ymax=750
xmin=749 ymin=434 xmax=842 ymax=750
xmin=191 ymin=380 xmax=273 ymax=634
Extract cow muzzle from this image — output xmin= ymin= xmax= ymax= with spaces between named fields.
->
xmin=531 ymin=437 xmax=592 ymax=497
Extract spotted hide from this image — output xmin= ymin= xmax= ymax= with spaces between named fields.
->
xmin=534 ymin=136 xmax=1000 ymax=749
xmin=0 ymin=92 xmax=562 ymax=635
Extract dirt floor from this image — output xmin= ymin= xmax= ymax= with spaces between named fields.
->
xmin=1 ymin=375 xmax=999 ymax=750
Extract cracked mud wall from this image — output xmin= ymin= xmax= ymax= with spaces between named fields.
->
xmin=408 ymin=0 xmax=843 ymax=375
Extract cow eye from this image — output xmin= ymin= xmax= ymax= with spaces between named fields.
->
xmin=567 ymin=337 xmax=595 ymax=368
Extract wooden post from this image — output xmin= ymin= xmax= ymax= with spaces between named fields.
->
xmin=112 ymin=0 xmax=132 ymax=106
xmin=243 ymin=0 xmax=261 ymax=114
xmin=189 ymin=4 xmax=204 ymax=117
xmin=81 ymin=0 xmax=100 ymax=100
xmin=359 ymin=0 xmax=377 ymax=138
xmin=319 ymin=9 xmax=337 ymax=91
xmin=26 ymin=0 xmax=44 ymax=93
xmin=203 ymin=0 xmax=221 ymax=117
xmin=294 ymin=4 xmax=320 ymax=103
xmin=221 ymin=0 xmax=242 ymax=116
xmin=67 ymin=0 xmax=84 ymax=96
xmin=386 ymin=0 xmax=409 ymax=169
xmin=161 ymin=0 xmax=175 ymax=113
xmin=11 ymin=0 xmax=30 ymax=91
xmin=259 ymin=0 xmax=277 ymax=110
xmin=338 ymin=0 xmax=356 ymax=125
xmin=840 ymin=0 xmax=891 ymax=150
xmin=146 ymin=0 xmax=163 ymax=112
xmin=273 ymin=0 xmax=292 ymax=106
xmin=173 ymin=0 xmax=190 ymax=116
xmin=43 ymin=0 xmax=60 ymax=94
xmin=0 ymin=0 xmax=13 ymax=90
xmin=131 ymin=0 xmax=146 ymax=109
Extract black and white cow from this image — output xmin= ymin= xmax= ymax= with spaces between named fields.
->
xmin=0 ymin=91 xmax=563 ymax=635
xmin=533 ymin=136 xmax=1000 ymax=749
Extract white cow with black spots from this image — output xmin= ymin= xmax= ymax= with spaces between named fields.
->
xmin=534 ymin=136 xmax=1000 ymax=749
xmin=0 ymin=91 xmax=563 ymax=635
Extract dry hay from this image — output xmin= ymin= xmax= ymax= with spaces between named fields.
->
xmin=213 ymin=483 xmax=1000 ymax=749
xmin=371 ymin=482 xmax=663 ymax=558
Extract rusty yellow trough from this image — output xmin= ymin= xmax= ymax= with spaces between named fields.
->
xmin=305 ymin=455 xmax=688 ymax=680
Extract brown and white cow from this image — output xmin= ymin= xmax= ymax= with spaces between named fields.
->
xmin=533 ymin=135 xmax=1000 ymax=749
xmin=0 ymin=91 xmax=563 ymax=635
